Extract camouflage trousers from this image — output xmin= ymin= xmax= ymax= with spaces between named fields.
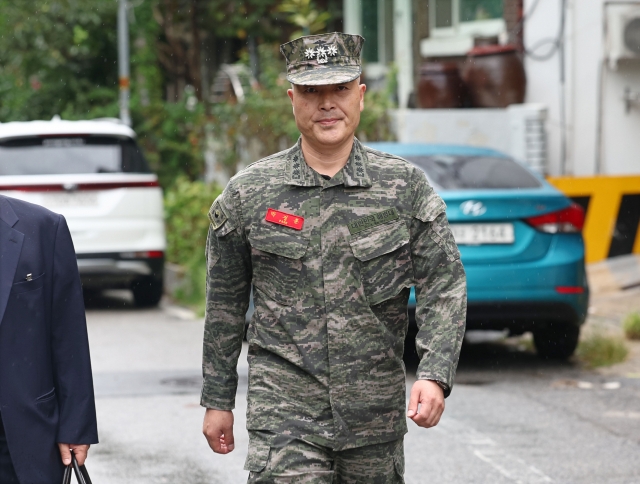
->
xmin=244 ymin=431 xmax=405 ymax=484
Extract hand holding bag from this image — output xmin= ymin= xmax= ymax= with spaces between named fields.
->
xmin=61 ymin=450 xmax=93 ymax=484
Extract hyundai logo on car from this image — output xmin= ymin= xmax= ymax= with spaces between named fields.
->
xmin=460 ymin=200 xmax=487 ymax=216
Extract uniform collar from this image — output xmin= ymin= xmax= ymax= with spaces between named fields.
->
xmin=342 ymin=138 xmax=372 ymax=188
xmin=284 ymin=137 xmax=372 ymax=188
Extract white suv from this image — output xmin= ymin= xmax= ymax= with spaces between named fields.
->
xmin=0 ymin=117 xmax=166 ymax=307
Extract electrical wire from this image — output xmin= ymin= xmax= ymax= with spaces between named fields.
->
xmin=525 ymin=0 xmax=567 ymax=61
xmin=513 ymin=0 xmax=570 ymax=174
xmin=511 ymin=0 xmax=566 ymax=62
xmin=509 ymin=0 xmax=543 ymax=44
xmin=558 ymin=0 xmax=567 ymax=174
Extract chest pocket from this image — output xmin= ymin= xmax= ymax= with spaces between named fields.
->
xmin=248 ymin=224 xmax=309 ymax=306
xmin=349 ymin=219 xmax=413 ymax=306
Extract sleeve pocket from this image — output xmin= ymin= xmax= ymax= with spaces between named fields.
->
xmin=428 ymin=216 xmax=461 ymax=262
xmin=209 ymin=196 xmax=237 ymax=237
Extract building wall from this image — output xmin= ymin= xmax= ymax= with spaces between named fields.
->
xmin=346 ymin=0 xmax=640 ymax=176
xmin=569 ymin=0 xmax=601 ymax=176
xmin=523 ymin=0 xmax=565 ymax=175
xmin=525 ymin=0 xmax=640 ymax=176
xmin=600 ymin=63 xmax=640 ymax=174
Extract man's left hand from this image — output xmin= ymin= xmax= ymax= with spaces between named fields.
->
xmin=58 ymin=443 xmax=90 ymax=466
xmin=407 ymin=380 xmax=445 ymax=428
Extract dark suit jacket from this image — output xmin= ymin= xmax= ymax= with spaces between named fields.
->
xmin=0 ymin=195 xmax=98 ymax=483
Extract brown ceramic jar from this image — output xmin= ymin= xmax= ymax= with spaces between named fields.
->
xmin=417 ymin=62 xmax=465 ymax=109
xmin=462 ymin=45 xmax=526 ymax=108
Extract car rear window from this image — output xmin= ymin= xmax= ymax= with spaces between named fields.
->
xmin=405 ymin=155 xmax=542 ymax=189
xmin=0 ymin=136 xmax=151 ymax=175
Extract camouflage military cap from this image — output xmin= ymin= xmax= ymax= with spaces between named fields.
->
xmin=280 ymin=32 xmax=364 ymax=85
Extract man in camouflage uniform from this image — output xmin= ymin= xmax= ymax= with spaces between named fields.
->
xmin=201 ymin=32 xmax=466 ymax=483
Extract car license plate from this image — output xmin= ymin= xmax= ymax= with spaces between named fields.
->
xmin=450 ymin=223 xmax=515 ymax=245
xmin=44 ymin=192 xmax=98 ymax=207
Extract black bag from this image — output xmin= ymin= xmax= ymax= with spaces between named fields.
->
xmin=61 ymin=451 xmax=93 ymax=484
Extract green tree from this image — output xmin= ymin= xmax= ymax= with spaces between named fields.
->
xmin=0 ymin=0 xmax=119 ymax=121
xmin=278 ymin=0 xmax=331 ymax=38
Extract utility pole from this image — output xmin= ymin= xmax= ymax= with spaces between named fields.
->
xmin=118 ymin=0 xmax=131 ymax=126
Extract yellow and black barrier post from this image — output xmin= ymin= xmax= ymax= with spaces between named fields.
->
xmin=547 ymin=176 xmax=640 ymax=264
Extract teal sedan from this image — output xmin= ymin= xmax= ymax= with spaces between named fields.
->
xmin=366 ymin=143 xmax=589 ymax=359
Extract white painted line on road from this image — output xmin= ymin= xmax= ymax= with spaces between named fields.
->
xmin=164 ymin=304 xmax=198 ymax=320
xmin=605 ymin=410 xmax=640 ymax=419
xmin=438 ymin=418 xmax=554 ymax=484
xmin=602 ymin=381 xmax=621 ymax=390
xmin=473 ymin=449 xmax=553 ymax=484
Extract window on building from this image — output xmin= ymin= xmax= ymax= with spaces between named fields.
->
xmin=432 ymin=0 xmax=503 ymax=27
xmin=362 ymin=0 xmax=379 ymax=62
xmin=359 ymin=0 xmax=394 ymax=65
xmin=423 ymin=0 xmax=506 ymax=56
xmin=459 ymin=0 xmax=503 ymax=22
xmin=435 ymin=0 xmax=454 ymax=28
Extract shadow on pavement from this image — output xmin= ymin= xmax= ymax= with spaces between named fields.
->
xmin=83 ymin=289 xmax=139 ymax=311
xmin=455 ymin=338 xmax=575 ymax=382
xmin=405 ymin=331 xmax=578 ymax=384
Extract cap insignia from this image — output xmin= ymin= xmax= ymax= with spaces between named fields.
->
xmin=304 ymin=44 xmax=338 ymax=64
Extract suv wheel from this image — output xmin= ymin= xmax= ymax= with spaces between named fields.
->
xmin=533 ymin=323 xmax=580 ymax=359
xmin=132 ymin=277 xmax=163 ymax=307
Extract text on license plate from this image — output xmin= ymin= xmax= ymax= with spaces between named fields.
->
xmin=44 ymin=192 xmax=98 ymax=207
xmin=450 ymin=223 xmax=515 ymax=245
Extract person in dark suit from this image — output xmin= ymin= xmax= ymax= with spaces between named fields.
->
xmin=0 ymin=194 xmax=98 ymax=483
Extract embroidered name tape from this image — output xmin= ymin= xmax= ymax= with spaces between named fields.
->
xmin=265 ymin=208 xmax=304 ymax=230
xmin=347 ymin=208 xmax=399 ymax=235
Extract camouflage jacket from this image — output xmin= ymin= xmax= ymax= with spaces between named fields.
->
xmin=201 ymin=138 xmax=467 ymax=451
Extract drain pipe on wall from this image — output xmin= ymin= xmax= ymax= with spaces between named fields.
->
xmin=524 ymin=0 xmax=568 ymax=175
xmin=118 ymin=0 xmax=131 ymax=127
xmin=558 ymin=0 xmax=567 ymax=175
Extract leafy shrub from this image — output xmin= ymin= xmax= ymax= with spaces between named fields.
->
xmin=623 ymin=312 xmax=640 ymax=340
xmin=164 ymin=177 xmax=221 ymax=313
xmin=576 ymin=333 xmax=629 ymax=368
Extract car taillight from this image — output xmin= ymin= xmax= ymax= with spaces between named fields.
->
xmin=121 ymin=251 xmax=164 ymax=259
xmin=146 ymin=251 xmax=164 ymax=259
xmin=556 ymin=286 xmax=585 ymax=294
xmin=525 ymin=203 xmax=585 ymax=233
xmin=0 ymin=181 xmax=159 ymax=191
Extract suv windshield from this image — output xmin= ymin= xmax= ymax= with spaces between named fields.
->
xmin=0 ymin=136 xmax=151 ymax=175
xmin=405 ymin=155 xmax=541 ymax=190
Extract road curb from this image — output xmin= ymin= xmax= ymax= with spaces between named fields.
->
xmin=587 ymin=253 xmax=640 ymax=294
xmin=164 ymin=262 xmax=186 ymax=295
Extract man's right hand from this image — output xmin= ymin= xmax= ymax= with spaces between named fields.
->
xmin=203 ymin=408 xmax=235 ymax=454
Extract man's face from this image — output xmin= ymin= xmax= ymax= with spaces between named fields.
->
xmin=287 ymin=80 xmax=366 ymax=148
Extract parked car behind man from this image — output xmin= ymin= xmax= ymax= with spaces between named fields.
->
xmin=367 ymin=143 xmax=589 ymax=359
xmin=0 ymin=117 xmax=166 ymax=306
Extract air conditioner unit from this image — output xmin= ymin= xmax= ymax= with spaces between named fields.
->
xmin=606 ymin=3 xmax=640 ymax=69
xmin=508 ymin=104 xmax=548 ymax=175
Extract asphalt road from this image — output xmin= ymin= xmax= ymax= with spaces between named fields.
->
xmin=84 ymin=291 xmax=640 ymax=484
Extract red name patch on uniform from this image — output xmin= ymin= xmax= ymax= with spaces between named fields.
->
xmin=265 ymin=208 xmax=304 ymax=230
